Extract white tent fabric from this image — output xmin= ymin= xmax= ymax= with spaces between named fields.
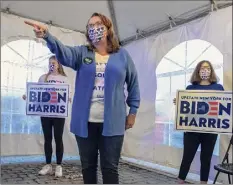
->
xmin=1 ymin=1 xmax=232 ymax=184
xmin=1 ymin=12 xmax=87 ymax=156
xmin=1 ymin=1 xmax=232 ymax=41
xmin=122 ymin=6 xmax=232 ymax=183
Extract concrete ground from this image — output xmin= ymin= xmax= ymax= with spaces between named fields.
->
xmin=1 ymin=160 xmax=181 ymax=184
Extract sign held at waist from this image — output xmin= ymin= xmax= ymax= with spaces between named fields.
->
xmin=175 ymin=90 xmax=232 ymax=134
xmin=26 ymin=82 xmax=69 ymax=118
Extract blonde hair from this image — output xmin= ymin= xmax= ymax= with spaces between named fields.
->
xmin=44 ymin=56 xmax=67 ymax=82
xmin=190 ymin=60 xmax=218 ymax=85
xmin=85 ymin=12 xmax=120 ymax=53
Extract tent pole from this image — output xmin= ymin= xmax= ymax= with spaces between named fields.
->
xmin=107 ymin=0 xmax=120 ymax=42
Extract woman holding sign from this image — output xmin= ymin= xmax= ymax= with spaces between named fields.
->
xmin=173 ymin=60 xmax=224 ymax=184
xmin=22 ymin=56 xmax=69 ymax=177
xmin=25 ymin=12 xmax=140 ymax=184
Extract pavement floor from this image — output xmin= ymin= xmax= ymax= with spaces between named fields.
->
xmin=1 ymin=160 xmax=183 ymax=184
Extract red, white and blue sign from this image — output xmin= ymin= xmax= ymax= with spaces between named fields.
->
xmin=175 ymin=90 xmax=232 ymax=134
xmin=26 ymin=82 xmax=69 ymax=118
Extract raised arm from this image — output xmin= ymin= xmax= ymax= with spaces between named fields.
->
xmin=125 ymin=50 xmax=140 ymax=115
xmin=25 ymin=21 xmax=83 ymax=70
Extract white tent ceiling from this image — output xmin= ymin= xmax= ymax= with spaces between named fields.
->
xmin=1 ymin=1 xmax=232 ymax=45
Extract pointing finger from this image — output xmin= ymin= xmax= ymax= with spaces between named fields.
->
xmin=24 ymin=20 xmax=38 ymax=27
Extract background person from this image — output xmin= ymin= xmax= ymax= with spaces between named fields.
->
xmin=23 ymin=56 xmax=70 ymax=177
xmin=173 ymin=60 xmax=224 ymax=184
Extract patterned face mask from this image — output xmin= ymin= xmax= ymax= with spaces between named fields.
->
xmin=88 ymin=25 xmax=105 ymax=43
xmin=49 ymin=64 xmax=55 ymax=72
xmin=199 ymin=68 xmax=211 ymax=80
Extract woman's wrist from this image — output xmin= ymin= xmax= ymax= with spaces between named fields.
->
xmin=128 ymin=113 xmax=136 ymax=117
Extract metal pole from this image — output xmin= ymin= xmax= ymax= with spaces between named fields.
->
xmin=120 ymin=2 xmax=232 ymax=46
xmin=107 ymin=0 xmax=120 ymax=41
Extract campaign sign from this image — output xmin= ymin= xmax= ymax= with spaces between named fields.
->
xmin=26 ymin=82 xmax=69 ymax=118
xmin=175 ymin=90 xmax=232 ymax=134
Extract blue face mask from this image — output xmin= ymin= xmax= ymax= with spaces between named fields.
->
xmin=88 ymin=25 xmax=105 ymax=43
xmin=49 ymin=64 xmax=55 ymax=72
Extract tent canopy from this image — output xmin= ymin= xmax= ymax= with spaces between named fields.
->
xmin=1 ymin=1 xmax=232 ymax=44
xmin=1 ymin=2 xmax=232 ymax=183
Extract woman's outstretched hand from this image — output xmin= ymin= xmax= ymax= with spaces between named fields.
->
xmin=24 ymin=20 xmax=48 ymax=38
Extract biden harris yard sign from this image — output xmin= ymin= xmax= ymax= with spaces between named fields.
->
xmin=175 ymin=90 xmax=232 ymax=134
xmin=26 ymin=82 xmax=69 ymax=118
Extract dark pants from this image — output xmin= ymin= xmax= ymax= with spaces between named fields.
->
xmin=41 ymin=117 xmax=65 ymax=165
xmin=75 ymin=122 xmax=124 ymax=184
xmin=178 ymin=132 xmax=218 ymax=182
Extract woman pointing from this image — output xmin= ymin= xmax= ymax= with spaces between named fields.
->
xmin=25 ymin=12 xmax=140 ymax=184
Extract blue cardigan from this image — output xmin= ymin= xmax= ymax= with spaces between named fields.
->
xmin=44 ymin=32 xmax=140 ymax=137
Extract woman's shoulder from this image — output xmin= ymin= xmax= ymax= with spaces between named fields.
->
xmin=40 ymin=74 xmax=47 ymax=78
xmin=56 ymin=74 xmax=68 ymax=79
xmin=73 ymin=45 xmax=89 ymax=54
xmin=80 ymin=45 xmax=89 ymax=50
xmin=186 ymin=84 xmax=195 ymax=90
xmin=38 ymin=74 xmax=47 ymax=82
xmin=117 ymin=47 xmax=133 ymax=62
xmin=212 ymin=83 xmax=224 ymax=90
xmin=57 ymin=74 xmax=69 ymax=82
xmin=118 ymin=47 xmax=129 ymax=54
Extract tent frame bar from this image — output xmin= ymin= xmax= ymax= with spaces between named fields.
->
xmin=1 ymin=7 xmax=85 ymax=34
xmin=120 ymin=2 xmax=232 ymax=46
xmin=1 ymin=2 xmax=232 ymax=46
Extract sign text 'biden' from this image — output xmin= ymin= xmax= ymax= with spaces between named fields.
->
xmin=26 ymin=83 xmax=69 ymax=118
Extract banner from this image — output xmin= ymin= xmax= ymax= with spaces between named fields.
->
xmin=175 ymin=90 xmax=232 ymax=134
xmin=26 ymin=82 xmax=69 ymax=118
